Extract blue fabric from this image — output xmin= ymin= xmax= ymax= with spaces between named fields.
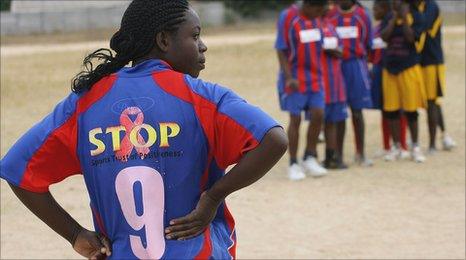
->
xmin=184 ymin=75 xmax=278 ymax=142
xmin=370 ymin=63 xmax=383 ymax=110
xmin=1 ymin=59 xmax=279 ymax=259
xmin=325 ymin=102 xmax=348 ymax=123
xmin=0 ymin=93 xmax=80 ymax=188
xmin=420 ymin=0 xmax=444 ymax=66
xmin=282 ymin=90 xmax=325 ymax=116
xmin=341 ymin=58 xmax=373 ymax=109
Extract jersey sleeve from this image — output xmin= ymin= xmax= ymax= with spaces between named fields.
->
xmin=412 ymin=11 xmax=427 ymax=53
xmin=424 ymin=2 xmax=441 ymax=37
xmin=0 ymin=93 xmax=82 ymax=192
xmin=423 ymin=1 xmax=439 ymax=29
xmin=362 ymin=7 xmax=374 ymax=51
xmin=184 ymin=76 xmax=281 ymax=170
xmin=275 ymin=10 xmax=290 ymax=51
xmin=412 ymin=11 xmax=426 ymax=40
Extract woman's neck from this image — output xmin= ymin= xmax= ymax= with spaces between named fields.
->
xmin=132 ymin=51 xmax=165 ymax=67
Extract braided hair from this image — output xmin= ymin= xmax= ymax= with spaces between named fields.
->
xmin=71 ymin=0 xmax=190 ymax=93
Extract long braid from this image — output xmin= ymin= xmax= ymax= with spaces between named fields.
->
xmin=71 ymin=0 xmax=189 ymax=93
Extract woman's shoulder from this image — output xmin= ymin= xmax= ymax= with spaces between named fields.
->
xmin=183 ymin=74 xmax=238 ymax=106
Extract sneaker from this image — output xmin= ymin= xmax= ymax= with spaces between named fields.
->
xmin=355 ymin=154 xmax=374 ymax=167
xmin=411 ymin=146 xmax=426 ymax=163
xmin=374 ymin=149 xmax=389 ymax=158
xmin=383 ymin=148 xmax=399 ymax=161
xmin=335 ymin=159 xmax=349 ymax=170
xmin=427 ymin=147 xmax=438 ymax=155
xmin=288 ymin=164 xmax=306 ymax=181
xmin=442 ymin=135 xmax=456 ymax=151
xmin=302 ymin=157 xmax=328 ymax=177
xmin=399 ymin=149 xmax=411 ymax=159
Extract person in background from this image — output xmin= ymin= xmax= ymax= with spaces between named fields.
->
xmin=275 ymin=0 xmax=329 ymax=180
xmin=380 ymin=0 xmax=427 ymax=163
xmin=417 ymin=0 xmax=456 ymax=153
xmin=371 ymin=0 xmax=410 ymax=161
xmin=321 ymin=5 xmax=349 ymax=169
xmin=326 ymin=0 xmax=374 ymax=167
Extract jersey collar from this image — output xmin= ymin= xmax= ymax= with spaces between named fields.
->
xmin=118 ymin=59 xmax=173 ymax=77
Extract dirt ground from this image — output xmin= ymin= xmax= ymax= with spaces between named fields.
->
xmin=1 ymin=22 xmax=464 ymax=259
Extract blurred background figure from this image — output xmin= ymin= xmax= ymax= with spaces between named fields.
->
xmin=416 ymin=0 xmax=457 ymax=153
xmin=380 ymin=0 xmax=427 ymax=162
xmin=320 ymin=3 xmax=350 ymax=170
xmin=275 ymin=0 xmax=329 ymax=180
xmin=370 ymin=0 xmax=410 ymax=161
xmin=326 ymin=0 xmax=374 ymax=167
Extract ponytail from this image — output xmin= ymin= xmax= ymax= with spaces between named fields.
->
xmin=71 ymin=0 xmax=189 ymax=93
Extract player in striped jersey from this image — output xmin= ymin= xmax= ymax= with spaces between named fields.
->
xmin=326 ymin=0 xmax=374 ymax=167
xmin=276 ymin=0 xmax=329 ymax=180
xmin=321 ymin=13 xmax=349 ymax=169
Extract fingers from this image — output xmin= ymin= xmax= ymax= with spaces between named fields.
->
xmin=99 ymin=235 xmax=112 ymax=256
xmin=166 ymin=216 xmax=203 ymax=240
xmin=169 ymin=213 xmax=195 ymax=226
xmin=165 ymin=221 xmax=201 ymax=234
xmin=166 ymin=226 xmax=206 ymax=241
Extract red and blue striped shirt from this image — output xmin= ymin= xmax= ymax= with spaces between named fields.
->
xmin=326 ymin=4 xmax=373 ymax=60
xmin=0 ymin=59 xmax=279 ymax=260
xmin=275 ymin=4 xmax=299 ymax=54
xmin=321 ymin=20 xmax=346 ymax=104
xmin=288 ymin=15 xmax=325 ymax=93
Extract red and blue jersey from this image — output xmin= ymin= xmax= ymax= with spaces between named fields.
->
xmin=326 ymin=4 xmax=373 ymax=60
xmin=0 ymin=59 xmax=279 ymax=259
xmin=369 ymin=23 xmax=387 ymax=66
xmin=275 ymin=4 xmax=299 ymax=53
xmin=321 ymin=21 xmax=346 ymax=104
xmin=288 ymin=15 xmax=325 ymax=93
xmin=274 ymin=4 xmax=299 ymax=96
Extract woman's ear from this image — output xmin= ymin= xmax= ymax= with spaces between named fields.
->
xmin=155 ymin=31 xmax=170 ymax=52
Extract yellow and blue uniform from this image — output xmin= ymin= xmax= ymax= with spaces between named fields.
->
xmin=418 ymin=0 xmax=445 ymax=101
xmin=381 ymin=9 xmax=427 ymax=112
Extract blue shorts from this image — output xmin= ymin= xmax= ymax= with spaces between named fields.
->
xmin=370 ymin=64 xmax=383 ymax=110
xmin=325 ymin=102 xmax=348 ymax=123
xmin=282 ymin=91 xmax=325 ymax=116
xmin=341 ymin=58 xmax=373 ymax=110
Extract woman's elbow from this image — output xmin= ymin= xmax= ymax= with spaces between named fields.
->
xmin=268 ymin=127 xmax=289 ymax=155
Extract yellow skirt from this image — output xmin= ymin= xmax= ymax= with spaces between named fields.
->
xmin=383 ymin=65 xmax=427 ymax=112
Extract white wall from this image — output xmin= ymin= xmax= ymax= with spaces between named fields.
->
xmin=10 ymin=1 xmax=130 ymax=13
xmin=1 ymin=0 xmax=225 ymax=35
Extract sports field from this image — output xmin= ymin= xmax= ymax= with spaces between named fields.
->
xmin=1 ymin=21 xmax=464 ymax=259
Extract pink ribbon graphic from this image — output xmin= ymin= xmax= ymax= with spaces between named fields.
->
xmin=116 ymin=106 xmax=150 ymax=161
